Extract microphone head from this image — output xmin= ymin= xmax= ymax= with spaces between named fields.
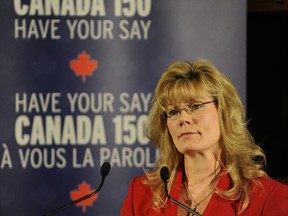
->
xmin=100 ymin=162 xmax=111 ymax=177
xmin=160 ymin=166 xmax=170 ymax=181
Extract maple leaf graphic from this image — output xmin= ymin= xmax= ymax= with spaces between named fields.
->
xmin=70 ymin=51 xmax=98 ymax=82
xmin=70 ymin=181 xmax=98 ymax=213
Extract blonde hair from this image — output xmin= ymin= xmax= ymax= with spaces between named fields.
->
xmin=144 ymin=58 xmax=266 ymax=214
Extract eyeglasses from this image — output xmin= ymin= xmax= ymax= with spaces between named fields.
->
xmin=161 ymin=100 xmax=215 ymax=120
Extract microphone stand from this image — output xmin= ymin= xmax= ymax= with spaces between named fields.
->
xmin=43 ymin=162 xmax=111 ymax=216
xmin=160 ymin=166 xmax=202 ymax=216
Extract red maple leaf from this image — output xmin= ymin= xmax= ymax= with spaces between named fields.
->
xmin=70 ymin=181 xmax=98 ymax=213
xmin=70 ymin=51 xmax=98 ymax=82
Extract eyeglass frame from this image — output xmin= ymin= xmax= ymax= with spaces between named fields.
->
xmin=160 ymin=100 xmax=216 ymax=120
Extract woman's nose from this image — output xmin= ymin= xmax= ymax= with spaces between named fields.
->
xmin=178 ymin=111 xmax=191 ymax=125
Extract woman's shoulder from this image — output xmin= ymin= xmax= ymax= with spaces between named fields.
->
xmin=254 ymin=175 xmax=288 ymax=195
xmin=258 ymin=176 xmax=288 ymax=187
xmin=128 ymin=174 xmax=150 ymax=190
xmin=248 ymin=176 xmax=288 ymax=215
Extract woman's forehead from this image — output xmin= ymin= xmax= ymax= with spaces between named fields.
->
xmin=161 ymin=92 xmax=212 ymax=106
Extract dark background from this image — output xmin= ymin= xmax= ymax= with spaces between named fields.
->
xmin=247 ymin=1 xmax=288 ymax=179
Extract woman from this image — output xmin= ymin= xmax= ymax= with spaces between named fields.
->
xmin=120 ymin=58 xmax=288 ymax=215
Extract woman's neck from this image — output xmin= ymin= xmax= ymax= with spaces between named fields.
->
xmin=183 ymin=154 xmax=221 ymax=192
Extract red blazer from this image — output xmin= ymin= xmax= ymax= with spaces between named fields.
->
xmin=120 ymin=169 xmax=288 ymax=216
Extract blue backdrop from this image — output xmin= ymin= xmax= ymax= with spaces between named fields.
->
xmin=0 ymin=1 xmax=246 ymax=215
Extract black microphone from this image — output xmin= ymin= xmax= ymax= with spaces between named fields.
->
xmin=160 ymin=166 xmax=202 ymax=216
xmin=43 ymin=162 xmax=111 ymax=216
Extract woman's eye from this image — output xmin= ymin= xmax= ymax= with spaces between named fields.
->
xmin=190 ymin=103 xmax=203 ymax=111
xmin=168 ymin=109 xmax=179 ymax=115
